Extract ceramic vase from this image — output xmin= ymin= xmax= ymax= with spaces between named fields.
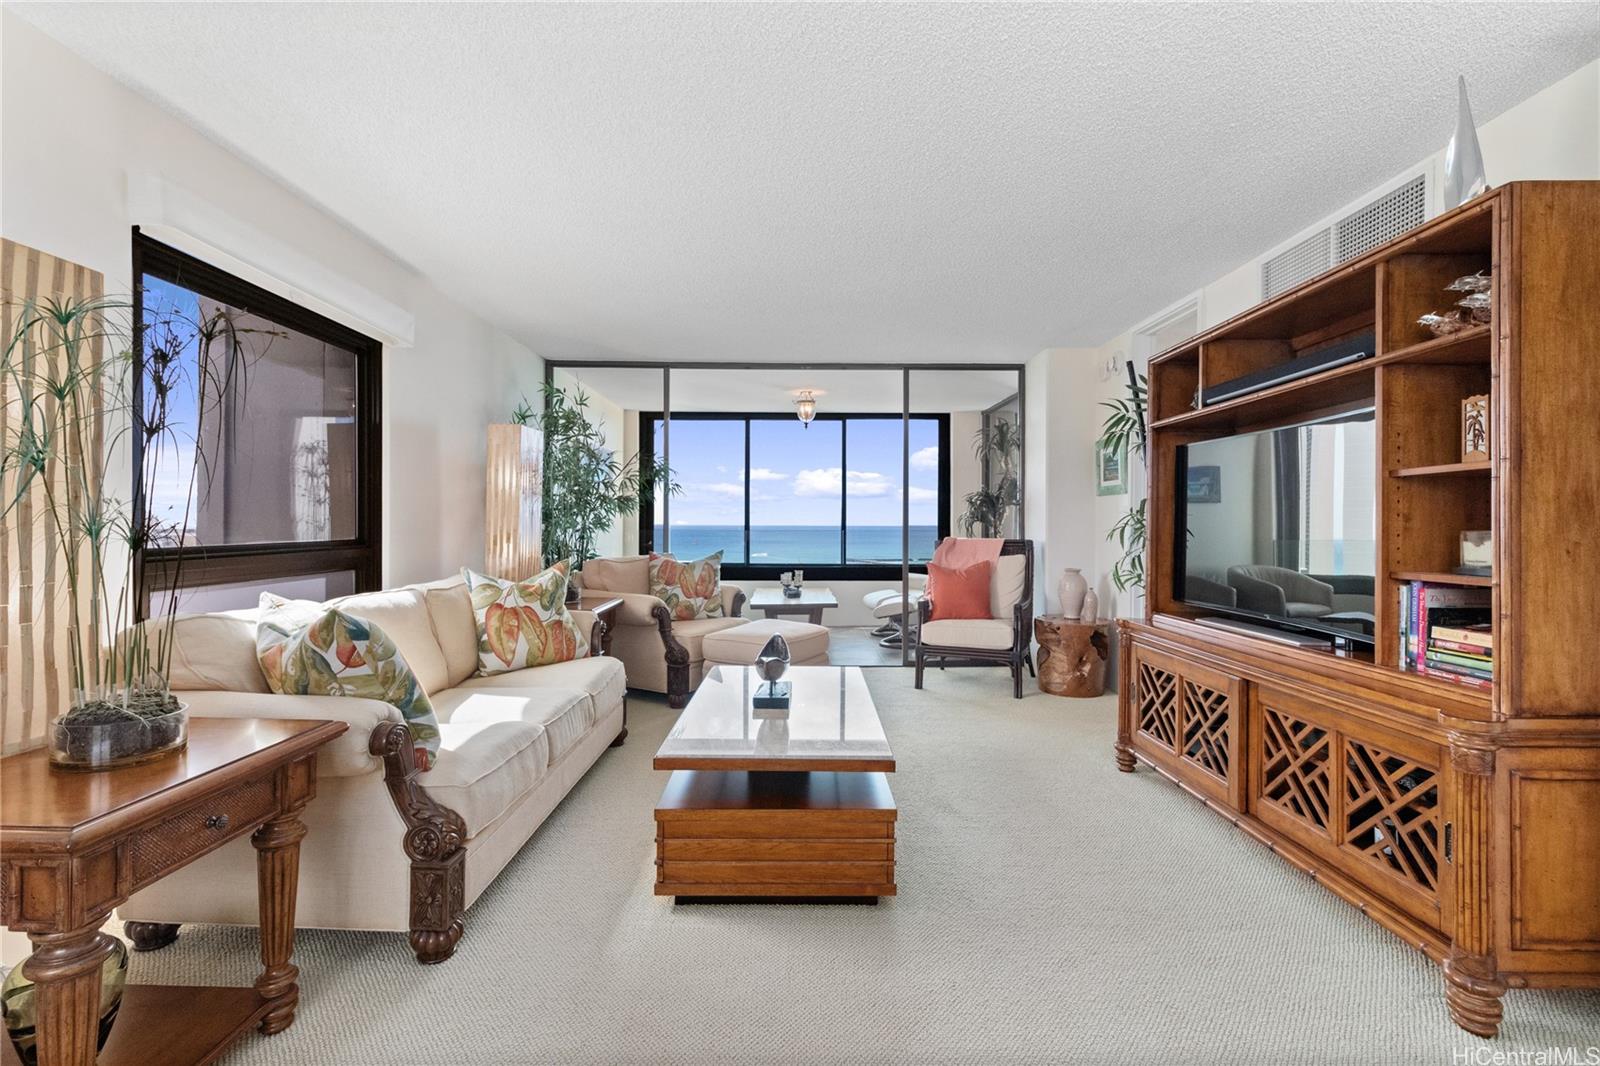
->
xmin=1081 ymin=587 xmax=1100 ymax=624
xmin=1057 ymin=568 xmax=1087 ymax=619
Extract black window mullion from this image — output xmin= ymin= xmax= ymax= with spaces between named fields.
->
xmin=839 ymin=417 xmax=848 ymax=565
xmin=743 ymin=418 xmax=752 ymax=565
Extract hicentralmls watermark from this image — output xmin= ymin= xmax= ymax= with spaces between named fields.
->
xmin=1452 ymin=1048 xmax=1600 ymax=1066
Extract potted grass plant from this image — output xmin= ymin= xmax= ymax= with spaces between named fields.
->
xmin=1 ymin=292 xmax=267 ymax=770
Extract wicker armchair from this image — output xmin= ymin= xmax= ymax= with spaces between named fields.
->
xmin=914 ymin=539 xmax=1035 ymax=698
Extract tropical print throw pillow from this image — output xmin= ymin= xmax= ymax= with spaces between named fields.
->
xmin=648 ymin=551 xmax=725 ymax=621
xmin=256 ymin=594 xmax=441 ymax=771
xmin=462 ymin=561 xmax=589 ymax=675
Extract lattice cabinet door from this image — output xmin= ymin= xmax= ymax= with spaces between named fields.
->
xmin=1250 ymin=685 xmax=1448 ymax=931
xmin=1129 ymin=644 xmax=1245 ymax=810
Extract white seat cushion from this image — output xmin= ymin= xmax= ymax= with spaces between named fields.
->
xmin=459 ymin=656 xmax=626 ymax=719
xmin=866 ymin=591 xmax=923 ymax=619
xmin=422 ymin=719 xmax=550 ymax=836
xmin=668 ymin=617 xmax=750 ymax=661
xmin=701 ymin=619 xmax=830 ymax=665
xmin=920 ymin=618 xmax=1015 ymax=650
xmin=430 ymin=687 xmax=594 ymax=767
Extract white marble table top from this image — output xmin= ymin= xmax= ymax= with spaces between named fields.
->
xmin=653 ymin=665 xmax=893 ymax=772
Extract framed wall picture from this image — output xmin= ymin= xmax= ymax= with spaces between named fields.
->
xmin=1096 ymin=439 xmax=1127 ymax=496
xmin=1186 ymin=464 xmax=1222 ymax=504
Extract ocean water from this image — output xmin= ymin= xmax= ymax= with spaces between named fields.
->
xmin=655 ymin=525 xmax=936 ymax=565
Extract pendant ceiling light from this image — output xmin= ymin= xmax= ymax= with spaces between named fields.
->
xmin=794 ymin=389 xmax=817 ymax=428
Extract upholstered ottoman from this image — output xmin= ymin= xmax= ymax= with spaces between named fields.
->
xmin=701 ymin=618 xmax=830 ymax=667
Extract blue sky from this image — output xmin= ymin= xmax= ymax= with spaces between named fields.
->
xmin=653 ymin=417 xmax=939 ymax=527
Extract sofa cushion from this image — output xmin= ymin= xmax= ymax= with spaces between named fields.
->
xmin=991 ymin=554 xmax=1028 ymax=618
xmin=256 ymin=600 xmax=442 ymax=771
xmin=668 ymin=617 xmax=749 ymax=661
xmin=163 ymin=608 xmax=269 ymax=693
xmin=459 ymin=656 xmax=626 ymax=720
xmin=463 ymin=563 xmax=589 ymax=674
xmin=431 ymin=686 xmax=594 ymax=767
xmin=920 ymin=618 xmax=1016 ymax=650
xmin=702 ymin=619 xmax=830 ymax=666
xmin=416 ymin=579 xmax=480 ymax=688
xmin=328 ymin=587 xmax=451 ymax=697
xmin=580 ymin=556 xmax=649 ymax=596
xmin=649 ymin=551 xmax=726 ymax=620
xmin=422 ymin=720 xmax=550 ymax=836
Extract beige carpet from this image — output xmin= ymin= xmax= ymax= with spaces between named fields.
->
xmin=126 ymin=668 xmax=1598 ymax=1065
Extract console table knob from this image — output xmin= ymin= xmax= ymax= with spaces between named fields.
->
xmin=205 ymin=813 xmax=230 ymax=831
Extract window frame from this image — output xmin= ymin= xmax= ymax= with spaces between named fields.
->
xmin=637 ymin=410 xmax=950 ymax=581
xmin=132 ymin=230 xmax=383 ymax=617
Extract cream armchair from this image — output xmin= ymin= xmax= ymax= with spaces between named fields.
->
xmin=575 ymin=556 xmax=746 ymax=707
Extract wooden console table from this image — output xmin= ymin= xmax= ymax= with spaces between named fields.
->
xmin=1 ymin=717 xmax=346 ymax=1066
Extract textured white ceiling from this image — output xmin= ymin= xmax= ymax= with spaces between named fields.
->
xmin=13 ymin=3 xmax=1599 ymax=362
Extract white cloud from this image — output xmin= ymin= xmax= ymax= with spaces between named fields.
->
xmin=694 ymin=481 xmax=745 ymax=498
xmin=793 ymin=468 xmax=893 ymax=497
xmin=899 ymin=486 xmax=937 ymax=503
xmin=748 ymin=467 xmax=787 ymax=481
xmin=793 ymin=468 xmax=841 ymax=496
xmin=910 ymin=446 xmax=939 ymax=471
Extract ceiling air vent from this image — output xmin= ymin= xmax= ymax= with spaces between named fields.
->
xmin=1261 ymin=228 xmax=1332 ymax=300
xmin=1335 ymin=175 xmax=1427 ymax=263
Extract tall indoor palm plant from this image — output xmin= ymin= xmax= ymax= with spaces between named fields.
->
xmin=515 ymin=382 xmax=678 ymax=564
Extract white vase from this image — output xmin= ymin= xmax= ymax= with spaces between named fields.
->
xmin=1081 ymin=587 xmax=1100 ymax=624
xmin=1057 ymin=568 xmax=1087 ymax=619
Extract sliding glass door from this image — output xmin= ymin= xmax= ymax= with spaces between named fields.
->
xmin=546 ymin=362 xmax=1023 ymax=667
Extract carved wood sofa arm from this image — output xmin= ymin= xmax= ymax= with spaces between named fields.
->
xmin=369 ymin=722 xmax=467 ymax=965
xmin=651 ymin=603 xmax=696 ymax=709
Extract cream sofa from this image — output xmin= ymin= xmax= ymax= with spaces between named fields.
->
xmin=117 ymin=578 xmax=626 ymax=965
xmin=575 ymin=556 xmax=746 ymax=708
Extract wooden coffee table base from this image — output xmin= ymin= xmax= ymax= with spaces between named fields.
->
xmin=654 ymin=771 xmax=896 ymax=900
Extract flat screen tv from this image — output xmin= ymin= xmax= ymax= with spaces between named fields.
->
xmin=1174 ymin=409 xmax=1378 ymax=646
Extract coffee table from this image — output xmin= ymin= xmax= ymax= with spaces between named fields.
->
xmin=653 ymin=665 xmax=896 ymax=902
xmin=749 ymin=586 xmax=838 ymax=625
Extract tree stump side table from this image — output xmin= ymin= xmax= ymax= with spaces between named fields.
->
xmin=1034 ymin=616 xmax=1110 ymax=697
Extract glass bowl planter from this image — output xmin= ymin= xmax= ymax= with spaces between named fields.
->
xmin=49 ymin=702 xmax=188 ymax=772
xmin=2 ymin=937 xmax=128 ymax=1064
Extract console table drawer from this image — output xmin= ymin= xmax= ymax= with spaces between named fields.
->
xmin=128 ymin=775 xmax=278 ymax=886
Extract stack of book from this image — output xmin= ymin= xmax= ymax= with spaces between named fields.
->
xmin=1399 ymin=581 xmax=1493 ymax=691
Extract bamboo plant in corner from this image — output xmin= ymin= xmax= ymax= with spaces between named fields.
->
xmin=1 ymin=293 xmax=267 ymax=769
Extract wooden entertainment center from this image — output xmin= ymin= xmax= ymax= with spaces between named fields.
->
xmin=1116 ymin=181 xmax=1600 ymax=1037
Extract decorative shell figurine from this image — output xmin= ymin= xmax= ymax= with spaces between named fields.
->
xmin=755 ymin=634 xmax=791 ymax=682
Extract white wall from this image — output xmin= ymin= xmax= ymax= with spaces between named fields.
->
xmin=1057 ymin=57 xmax=1600 ymax=656
xmin=0 ymin=10 xmax=545 ymax=589
xmin=1023 ymin=348 xmax=1100 ymax=620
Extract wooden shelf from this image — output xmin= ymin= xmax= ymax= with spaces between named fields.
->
xmin=1390 ymin=570 xmax=1493 ymax=587
xmin=0 ymin=985 xmax=271 ymax=1066
xmin=1381 ymin=325 xmax=1492 ymax=365
xmin=1391 ymin=461 xmax=1492 ymax=478
xmin=1151 ymin=357 xmax=1374 ymax=433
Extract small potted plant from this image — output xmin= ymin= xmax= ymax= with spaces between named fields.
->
xmin=3 ymin=293 xmax=265 ymax=770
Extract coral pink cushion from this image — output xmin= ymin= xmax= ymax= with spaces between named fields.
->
xmin=927 ymin=561 xmax=993 ymax=621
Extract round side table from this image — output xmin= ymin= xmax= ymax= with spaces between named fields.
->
xmin=1034 ymin=615 xmax=1110 ymax=697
